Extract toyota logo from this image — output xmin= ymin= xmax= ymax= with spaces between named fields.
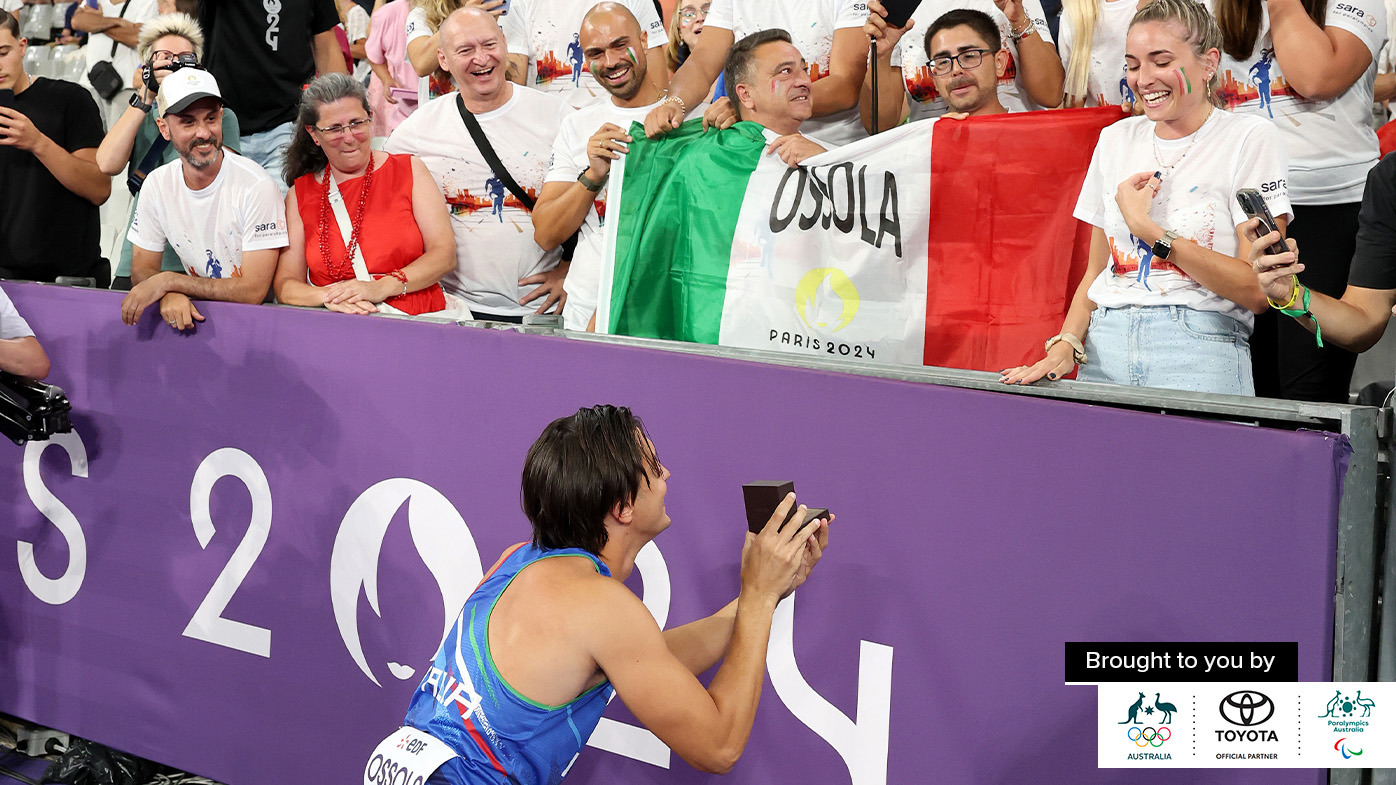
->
xmin=1220 ymin=691 xmax=1274 ymax=726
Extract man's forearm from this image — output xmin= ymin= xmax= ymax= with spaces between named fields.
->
xmin=0 ymin=336 xmax=51 ymax=380
xmin=104 ymin=18 xmax=142 ymax=48
xmin=163 ymin=270 xmax=272 ymax=304
xmin=68 ymin=7 xmax=114 ymax=33
xmin=313 ymin=30 xmax=350 ymax=75
xmin=663 ymin=598 xmax=738 ymax=676
xmin=700 ymin=593 xmax=778 ymax=770
xmin=33 ymin=141 xmax=110 ymax=205
xmin=532 ymin=182 xmax=596 ymax=250
xmin=811 ymin=74 xmax=862 ymax=118
xmin=1015 ymin=33 xmax=1065 ymax=108
xmin=859 ymin=57 xmax=904 ymax=132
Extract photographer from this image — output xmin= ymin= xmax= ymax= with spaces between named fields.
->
xmin=0 ymin=12 xmax=112 ymax=285
xmin=95 ymin=13 xmax=241 ymax=289
xmin=0 ymin=283 xmax=50 ymax=380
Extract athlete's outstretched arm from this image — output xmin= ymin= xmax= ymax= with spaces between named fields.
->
xmin=663 ymin=599 xmax=737 ymax=676
xmin=591 ymin=498 xmax=827 ymax=772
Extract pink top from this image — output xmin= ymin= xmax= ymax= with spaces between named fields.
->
xmin=366 ymin=0 xmax=416 ymax=135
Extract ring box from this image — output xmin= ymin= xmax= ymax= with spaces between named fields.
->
xmin=742 ymin=481 xmax=827 ymax=534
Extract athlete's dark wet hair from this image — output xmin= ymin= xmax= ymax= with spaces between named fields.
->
xmin=522 ymin=404 xmax=662 ymax=555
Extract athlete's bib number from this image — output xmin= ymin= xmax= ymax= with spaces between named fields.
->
xmin=364 ymin=727 xmax=458 ymax=785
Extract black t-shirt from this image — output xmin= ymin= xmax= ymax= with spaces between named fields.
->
xmin=1346 ymin=154 xmax=1396 ymax=291
xmin=201 ymin=0 xmax=340 ymax=134
xmin=0 ymin=78 xmax=104 ymax=282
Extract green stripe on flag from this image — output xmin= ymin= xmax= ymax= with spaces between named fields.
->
xmin=610 ymin=120 xmax=767 ymax=343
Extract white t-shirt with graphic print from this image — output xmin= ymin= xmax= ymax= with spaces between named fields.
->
xmin=128 ymin=151 xmax=289 ymax=280
xmin=0 ymin=285 xmax=35 ymax=340
xmin=704 ymin=0 xmax=869 ymax=146
xmin=1073 ymin=110 xmax=1292 ymax=329
xmin=1056 ymin=0 xmax=1137 ymax=107
xmin=889 ymin=0 xmax=1054 ymax=121
xmin=1207 ymin=0 xmax=1386 ymax=204
xmin=387 ymin=86 xmax=572 ymax=317
xmin=501 ymin=0 xmax=667 ymax=111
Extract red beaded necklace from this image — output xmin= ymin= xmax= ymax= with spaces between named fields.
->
xmin=317 ymin=152 xmax=376 ymax=281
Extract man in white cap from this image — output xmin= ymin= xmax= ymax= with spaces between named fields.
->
xmin=120 ymin=67 xmax=288 ymax=331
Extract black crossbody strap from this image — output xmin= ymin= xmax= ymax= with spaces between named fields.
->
xmin=127 ymin=135 xmax=170 ymax=194
xmin=456 ymin=94 xmax=535 ymax=211
xmin=454 ymin=94 xmax=578 ymax=260
xmin=110 ymin=0 xmax=134 ymax=58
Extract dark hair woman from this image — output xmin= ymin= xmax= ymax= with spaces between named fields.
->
xmin=273 ymin=73 xmax=461 ymax=317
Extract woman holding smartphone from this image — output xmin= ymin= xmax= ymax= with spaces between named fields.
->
xmin=1002 ymin=0 xmax=1289 ymax=395
xmin=1207 ymin=0 xmax=1386 ymax=402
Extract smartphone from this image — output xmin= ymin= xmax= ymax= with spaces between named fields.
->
xmin=0 ymin=89 xmax=14 ymax=110
xmin=742 ymin=481 xmax=828 ymax=534
xmin=881 ymin=0 xmax=925 ymax=28
xmin=1236 ymin=188 xmax=1289 ymax=256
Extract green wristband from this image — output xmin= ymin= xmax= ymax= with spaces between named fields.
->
xmin=1277 ymin=284 xmax=1323 ymax=348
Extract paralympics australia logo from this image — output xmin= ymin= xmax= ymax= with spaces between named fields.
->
xmin=795 ymin=268 xmax=860 ymax=332
xmin=329 ymin=479 xmax=483 ymax=686
xmin=1119 ymin=691 xmax=1176 ymax=760
xmin=1319 ymin=689 xmax=1374 ymax=741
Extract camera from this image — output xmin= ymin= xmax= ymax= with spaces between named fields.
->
xmin=141 ymin=52 xmax=201 ymax=95
xmin=0 ymin=372 xmax=73 ymax=445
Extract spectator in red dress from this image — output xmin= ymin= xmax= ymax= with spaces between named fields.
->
xmin=273 ymin=73 xmax=458 ymax=316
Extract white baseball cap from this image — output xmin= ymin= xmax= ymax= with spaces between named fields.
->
xmin=157 ymin=68 xmax=224 ymax=116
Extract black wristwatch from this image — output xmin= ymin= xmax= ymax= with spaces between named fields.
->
xmin=577 ymin=169 xmax=607 ymax=192
xmin=129 ymin=92 xmax=153 ymax=113
xmin=1151 ymin=229 xmax=1180 ymax=261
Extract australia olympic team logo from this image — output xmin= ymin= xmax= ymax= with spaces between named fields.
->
xmin=1128 ymin=726 xmax=1171 ymax=747
xmin=795 ymin=267 xmax=860 ymax=332
xmin=329 ymin=479 xmax=483 ymax=686
xmin=1118 ymin=691 xmax=1177 ymax=753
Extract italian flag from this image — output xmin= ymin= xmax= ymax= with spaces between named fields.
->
xmin=598 ymin=108 xmax=1123 ymax=371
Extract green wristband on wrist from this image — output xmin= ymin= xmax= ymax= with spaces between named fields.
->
xmin=1277 ymin=283 xmax=1323 ymax=348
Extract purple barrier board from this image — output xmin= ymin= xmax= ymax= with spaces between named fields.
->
xmin=0 ymin=284 xmax=1343 ymax=785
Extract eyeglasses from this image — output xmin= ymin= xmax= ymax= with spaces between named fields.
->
xmin=312 ymin=117 xmax=372 ymax=139
xmin=679 ymin=3 xmax=710 ymax=21
xmin=929 ymin=48 xmax=990 ymax=75
xmin=150 ymin=51 xmax=199 ymax=67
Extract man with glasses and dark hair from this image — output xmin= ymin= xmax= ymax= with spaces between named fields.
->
xmin=923 ymin=9 xmax=1011 ymax=117
xmin=861 ymin=0 xmax=1059 ymax=132
xmin=389 ymin=403 xmax=831 ymax=785
xmin=119 ymin=68 xmax=286 ymax=331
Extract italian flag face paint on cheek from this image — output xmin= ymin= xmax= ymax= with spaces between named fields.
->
xmin=1176 ymin=66 xmax=1192 ymax=94
xmin=626 ymin=46 xmax=638 ymax=64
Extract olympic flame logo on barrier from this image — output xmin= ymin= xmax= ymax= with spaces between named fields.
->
xmin=1128 ymin=726 xmax=1171 ymax=747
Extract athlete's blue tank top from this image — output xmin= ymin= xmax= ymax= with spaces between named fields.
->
xmin=405 ymin=543 xmax=615 ymax=785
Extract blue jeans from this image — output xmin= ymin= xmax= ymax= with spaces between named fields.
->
xmin=1077 ymin=306 xmax=1254 ymax=396
xmin=239 ymin=121 xmax=296 ymax=192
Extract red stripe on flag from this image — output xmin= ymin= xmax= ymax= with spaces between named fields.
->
xmin=923 ymin=107 xmax=1125 ymax=372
